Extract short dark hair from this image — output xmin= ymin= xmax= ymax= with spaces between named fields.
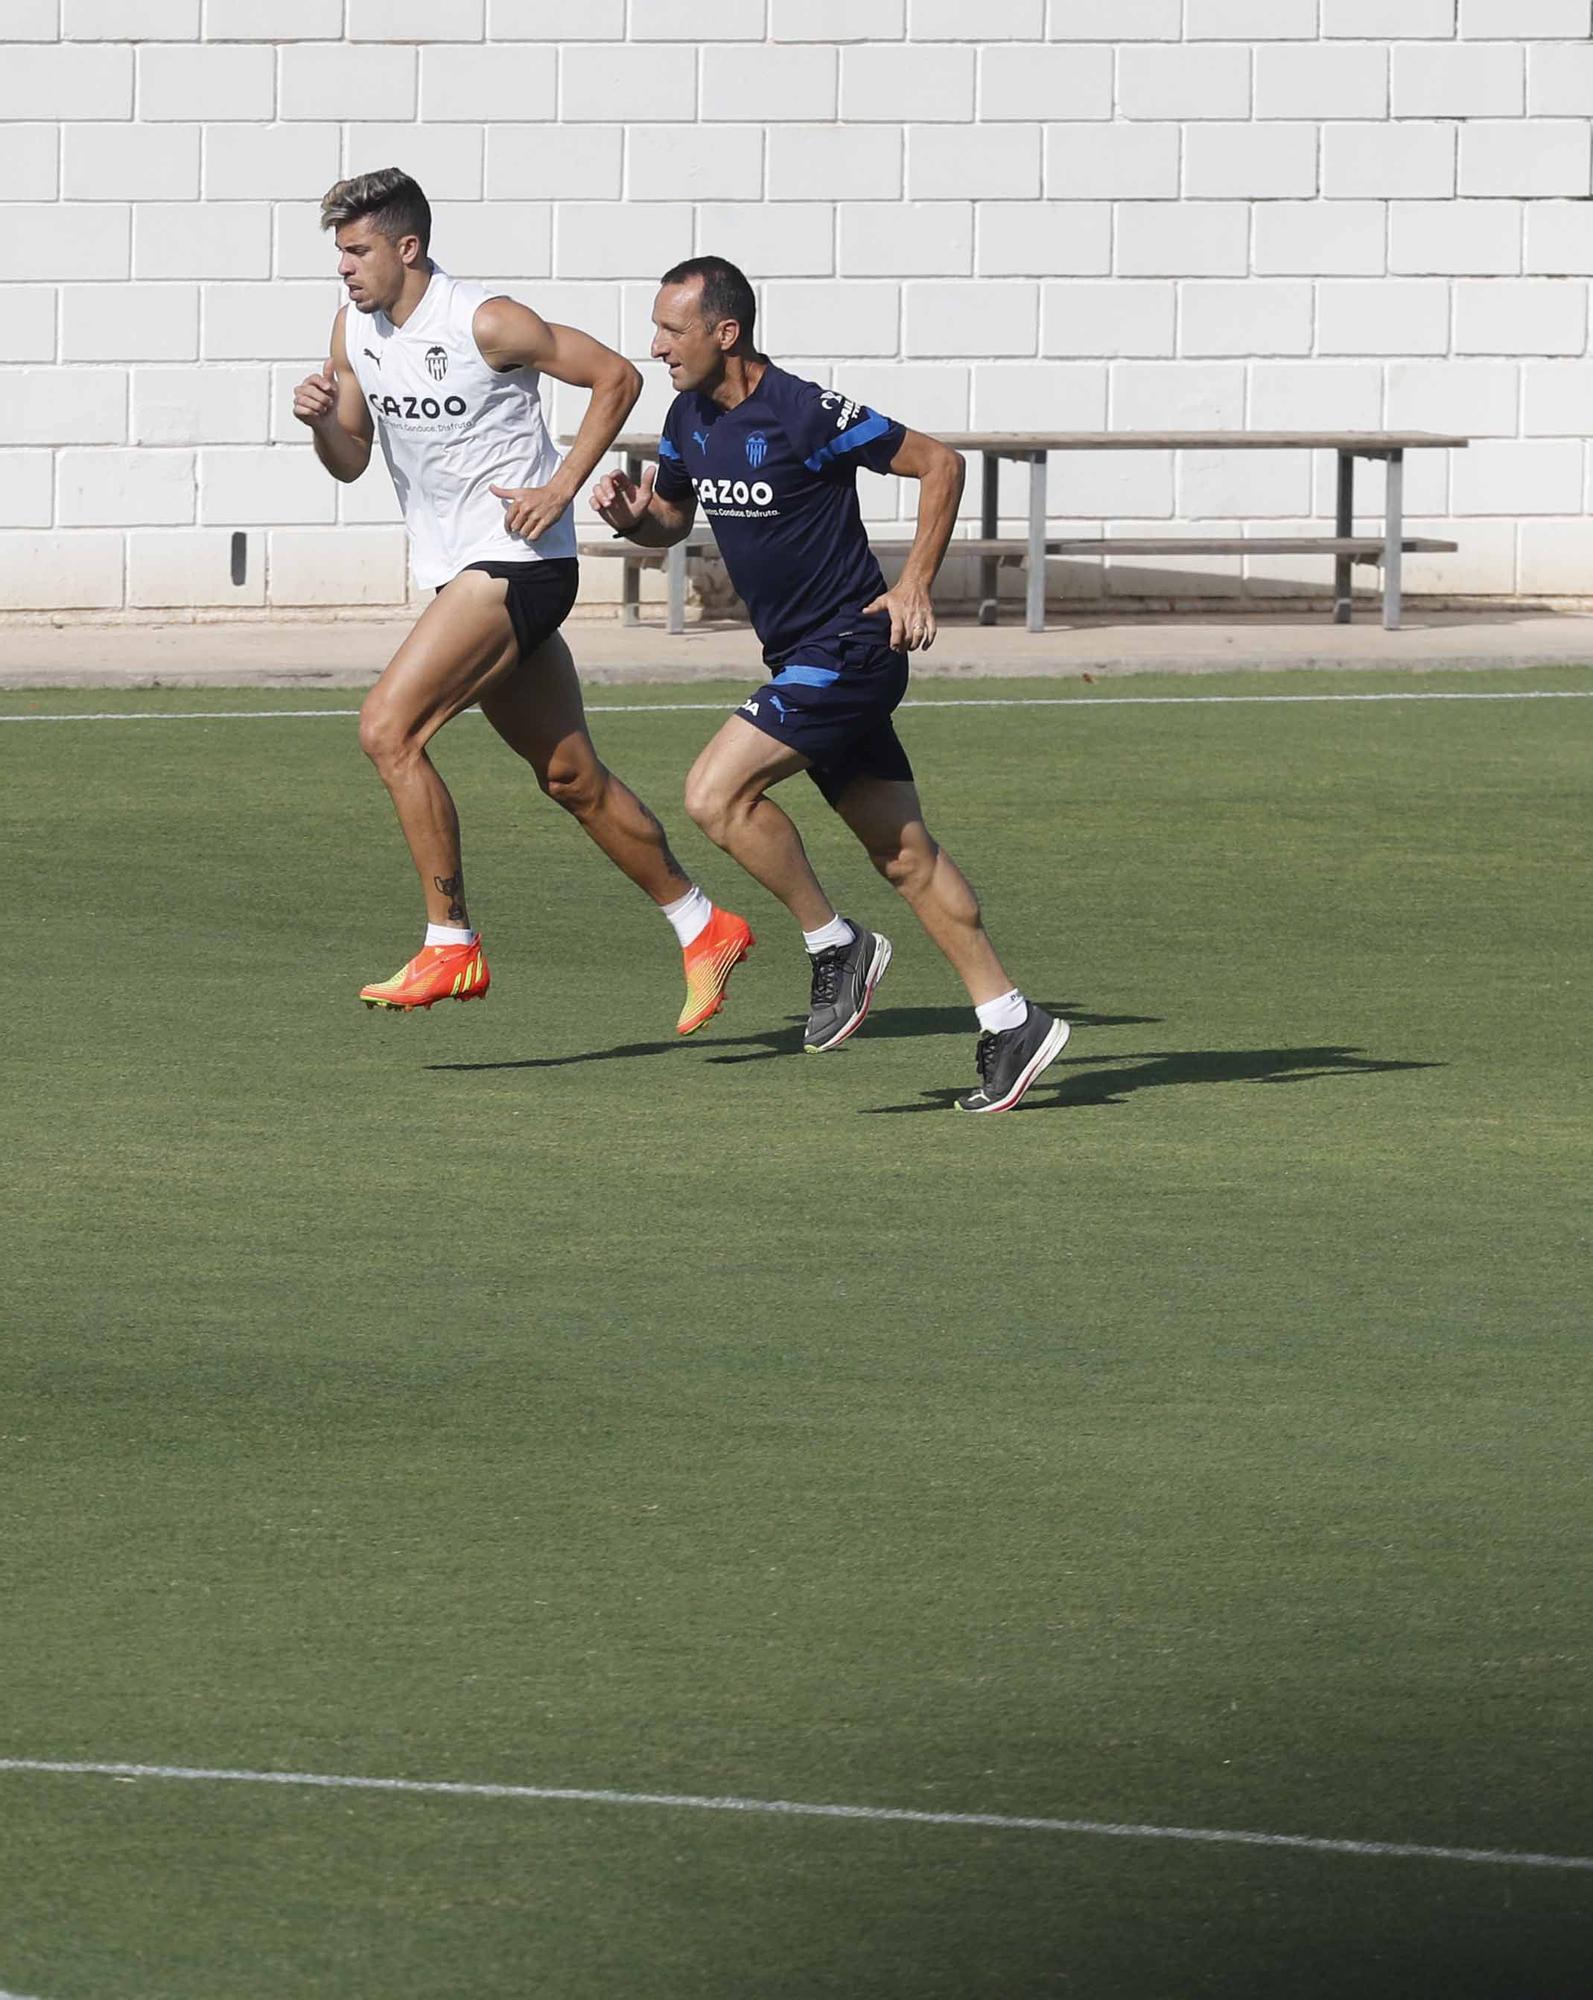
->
xmin=660 ymin=255 xmax=758 ymax=348
xmin=320 ymin=168 xmax=432 ymax=255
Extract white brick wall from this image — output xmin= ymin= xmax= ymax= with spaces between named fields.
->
xmin=1253 ymin=202 xmax=1385 ymax=276
xmin=1179 ymin=281 xmax=1314 ymax=357
xmin=0 ymin=532 xmax=124 ymax=609
xmin=127 ymin=526 xmax=265 ymax=606
xmin=1182 ymin=124 xmax=1318 ymax=200
xmin=346 ymin=0 xmax=483 ymax=40
xmin=1527 ymin=38 xmax=1593 ymax=113
xmin=1048 ymin=123 xmax=1180 ymax=198
xmin=768 ymin=126 xmax=902 ymax=200
xmin=0 ymin=127 xmax=62 ymax=202
xmin=0 ymin=46 xmax=133 ymax=119
xmin=0 ymin=453 xmax=55 ymax=530
xmin=976 ymin=202 xmax=1110 ymax=276
xmin=1255 ymin=46 xmax=1387 ymax=121
xmin=1323 ymin=0 xmax=1452 ymax=32
xmin=1526 ymin=201 xmax=1593 ymax=273
xmin=1116 ymin=203 xmax=1249 ymax=276
xmin=0 ymin=291 xmax=60 ymax=365
xmin=977 ymin=45 xmax=1112 ymax=121
xmin=1389 ymin=201 xmax=1523 ymax=278
xmin=1118 ymin=46 xmax=1251 ymax=119
xmin=1388 ymin=359 xmax=1522 ymax=435
xmin=840 ymin=203 xmax=974 ymax=278
xmin=1321 ymin=124 xmax=1456 ymax=200
xmin=1392 ymin=44 xmax=1525 ymax=119
xmin=58 ymin=446 xmax=195 ymax=526
xmin=62 ymin=283 xmax=199 ymax=360
xmin=63 ymin=124 xmax=202 ymax=201
xmin=1459 ymin=122 xmax=1593 ymax=198
xmin=701 ymin=44 xmax=837 ymax=120
xmin=1043 ymin=282 xmax=1176 ymax=357
xmin=5 ymin=4 xmax=1592 ymax=615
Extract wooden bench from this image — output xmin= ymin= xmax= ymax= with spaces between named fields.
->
xmin=579 ymin=430 xmax=1468 ymax=637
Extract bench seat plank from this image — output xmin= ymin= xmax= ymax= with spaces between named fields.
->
xmin=581 ymin=535 xmax=1457 ymax=562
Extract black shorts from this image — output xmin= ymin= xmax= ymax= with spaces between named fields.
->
xmin=441 ymin=558 xmax=579 ymax=661
xmin=738 ymin=640 xmax=915 ymax=808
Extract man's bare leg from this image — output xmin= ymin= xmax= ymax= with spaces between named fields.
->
xmin=358 ymin=570 xmax=523 ymax=928
xmin=480 ymin=628 xmax=691 ymax=904
xmin=834 ymin=777 xmax=1013 ymax=1007
xmin=685 ymin=715 xmax=899 ymax=1052
xmin=483 ymin=628 xmax=755 ymax=1036
xmin=835 ymin=773 xmax=1068 ymax=1110
xmin=683 ymin=715 xmax=837 ymax=931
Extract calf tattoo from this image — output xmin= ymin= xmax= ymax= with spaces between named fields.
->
xmin=433 ymin=873 xmax=467 ymax=924
xmin=637 ymin=800 xmax=688 ymax=886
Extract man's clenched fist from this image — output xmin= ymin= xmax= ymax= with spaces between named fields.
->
xmin=292 ymin=363 xmax=339 ymax=429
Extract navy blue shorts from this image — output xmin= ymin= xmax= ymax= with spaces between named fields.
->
xmin=738 ymin=641 xmax=914 ymax=808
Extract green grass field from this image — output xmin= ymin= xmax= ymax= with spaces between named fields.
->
xmin=2 ymin=669 xmax=1589 ymax=1998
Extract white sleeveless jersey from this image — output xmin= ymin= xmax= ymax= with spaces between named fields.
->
xmin=343 ymin=267 xmax=577 ymax=588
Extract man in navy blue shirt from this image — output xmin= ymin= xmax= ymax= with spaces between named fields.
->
xmin=591 ymin=257 xmax=1066 ymax=1113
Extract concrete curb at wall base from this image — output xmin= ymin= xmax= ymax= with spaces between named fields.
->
xmin=2 ymin=614 xmax=1593 ymax=690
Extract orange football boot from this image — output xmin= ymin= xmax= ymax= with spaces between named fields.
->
xmin=677 ymin=907 xmax=754 ymax=1035
xmin=360 ymin=937 xmax=490 ymax=1011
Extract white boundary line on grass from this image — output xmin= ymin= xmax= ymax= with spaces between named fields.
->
xmin=2 ymin=1757 xmax=1590 ymax=1874
xmin=0 ymin=688 xmax=1591 ymax=725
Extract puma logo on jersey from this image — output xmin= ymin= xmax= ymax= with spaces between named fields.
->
xmin=364 ymin=348 xmax=382 ymax=367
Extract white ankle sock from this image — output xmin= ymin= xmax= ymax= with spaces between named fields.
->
xmin=425 ymin=922 xmax=477 ymax=948
xmin=803 ymin=913 xmax=855 ymax=956
xmin=976 ymin=989 xmax=1027 ymax=1035
xmin=661 ymin=885 xmax=712 ymax=948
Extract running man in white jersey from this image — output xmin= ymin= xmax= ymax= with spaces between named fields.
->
xmin=292 ymin=169 xmax=752 ymax=1028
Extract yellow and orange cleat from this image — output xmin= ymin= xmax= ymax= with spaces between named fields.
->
xmin=676 ymin=907 xmax=754 ymax=1036
xmin=360 ymin=937 xmax=490 ymax=1011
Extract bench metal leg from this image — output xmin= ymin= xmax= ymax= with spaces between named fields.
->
xmin=665 ymin=542 xmax=686 ymax=636
xmin=1383 ymin=449 xmax=1404 ymax=633
xmin=621 ymin=453 xmax=642 ymax=629
xmin=1333 ymin=451 xmax=1354 ymax=624
xmin=978 ymin=452 xmax=999 ymax=626
xmin=1026 ymin=452 xmax=1047 ymax=634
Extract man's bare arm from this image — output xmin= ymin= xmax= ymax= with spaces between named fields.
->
xmin=291 ymin=311 xmax=373 ymax=483
xmin=862 ymin=429 xmax=966 ymax=652
xmin=475 ymin=298 xmax=642 ymax=544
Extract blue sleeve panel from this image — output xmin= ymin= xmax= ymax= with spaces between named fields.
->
xmin=652 ymin=401 xmax=692 ymax=503
xmin=784 ymin=374 xmax=905 ymax=482
xmin=803 ymin=410 xmax=902 ymax=477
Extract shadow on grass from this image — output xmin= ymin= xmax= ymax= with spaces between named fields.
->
xmin=425 ymin=1001 xmax=1162 ymax=1073
xmin=863 ymin=1044 xmax=1445 ymax=1115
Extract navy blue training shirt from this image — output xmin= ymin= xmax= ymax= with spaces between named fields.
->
xmin=653 ymin=362 xmax=906 ymax=668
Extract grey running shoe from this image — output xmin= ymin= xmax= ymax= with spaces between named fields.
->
xmin=804 ymin=922 xmax=893 ymax=1052
xmin=957 ymin=1004 xmax=1070 ymax=1113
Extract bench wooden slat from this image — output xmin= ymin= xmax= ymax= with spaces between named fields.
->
xmin=1043 ymin=536 xmax=1458 ymax=558
xmin=581 ymin=535 xmax=1458 ymax=562
xmin=935 ymin=432 xmax=1469 ymax=454
xmin=596 ymin=430 xmax=1469 ymax=459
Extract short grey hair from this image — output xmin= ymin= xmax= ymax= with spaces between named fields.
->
xmin=320 ymin=168 xmax=431 ymax=253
